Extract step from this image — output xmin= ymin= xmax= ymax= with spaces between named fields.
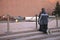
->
xmin=1 ymin=32 xmax=60 ymax=40
xmin=0 ymin=31 xmax=60 ymax=40
xmin=0 ymin=31 xmax=43 ymax=40
xmin=0 ymin=29 xmax=37 ymax=36
xmin=29 ymin=32 xmax=60 ymax=40
xmin=42 ymin=36 xmax=60 ymax=40
xmin=48 ymin=27 xmax=60 ymax=33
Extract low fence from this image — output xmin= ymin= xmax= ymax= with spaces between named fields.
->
xmin=0 ymin=14 xmax=60 ymax=34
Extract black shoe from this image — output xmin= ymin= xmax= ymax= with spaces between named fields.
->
xmin=43 ymin=31 xmax=47 ymax=34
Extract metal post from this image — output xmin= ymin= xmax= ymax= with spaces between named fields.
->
xmin=56 ymin=14 xmax=58 ymax=28
xmin=36 ymin=14 xmax=37 ymax=29
xmin=7 ymin=14 xmax=10 ymax=33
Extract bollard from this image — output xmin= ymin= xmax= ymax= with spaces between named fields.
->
xmin=36 ymin=14 xmax=37 ymax=29
xmin=56 ymin=14 xmax=58 ymax=28
xmin=7 ymin=14 xmax=10 ymax=34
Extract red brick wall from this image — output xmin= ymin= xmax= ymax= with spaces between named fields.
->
xmin=0 ymin=0 xmax=60 ymax=16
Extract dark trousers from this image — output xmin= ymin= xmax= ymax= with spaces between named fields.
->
xmin=39 ymin=24 xmax=48 ymax=33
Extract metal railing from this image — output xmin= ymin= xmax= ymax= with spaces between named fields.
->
xmin=48 ymin=14 xmax=60 ymax=34
xmin=0 ymin=14 xmax=60 ymax=34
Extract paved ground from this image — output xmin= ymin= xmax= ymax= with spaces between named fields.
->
xmin=0 ymin=18 xmax=60 ymax=40
xmin=0 ymin=30 xmax=60 ymax=40
xmin=0 ymin=18 xmax=60 ymax=34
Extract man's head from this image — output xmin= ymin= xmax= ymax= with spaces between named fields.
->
xmin=41 ymin=8 xmax=46 ymax=14
xmin=41 ymin=8 xmax=45 ymax=11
